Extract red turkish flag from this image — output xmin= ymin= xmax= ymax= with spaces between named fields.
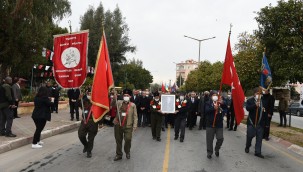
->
xmin=221 ymin=37 xmax=245 ymax=125
xmin=161 ymin=83 xmax=166 ymax=93
xmin=91 ymin=32 xmax=114 ymax=122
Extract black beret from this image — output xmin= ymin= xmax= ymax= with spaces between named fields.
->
xmin=153 ymin=91 xmax=160 ymax=97
xmin=210 ymin=90 xmax=218 ymax=96
xmin=123 ymin=89 xmax=132 ymax=96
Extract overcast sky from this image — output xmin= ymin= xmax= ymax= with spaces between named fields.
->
xmin=58 ymin=0 xmax=278 ymax=85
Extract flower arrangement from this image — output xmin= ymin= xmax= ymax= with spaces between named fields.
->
xmin=151 ymin=100 xmax=161 ymax=110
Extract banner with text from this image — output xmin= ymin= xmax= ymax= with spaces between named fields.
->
xmin=53 ymin=30 xmax=89 ymax=88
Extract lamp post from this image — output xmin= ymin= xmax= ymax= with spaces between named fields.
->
xmin=173 ymin=62 xmax=182 ymax=87
xmin=184 ymin=35 xmax=216 ymax=63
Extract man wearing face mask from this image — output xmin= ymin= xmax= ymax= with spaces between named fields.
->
xmin=137 ymin=91 xmax=150 ymax=127
xmin=205 ymin=91 xmax=224 ymax=159
xmin=174 ymin=93 xmax=188 ymax=142
xmin=245 ymin=87 xmax=268 ymax=158
xmin=113 ymin=89 xmax=138 ymax=161
xmin=150 ymin=91 xmax=163 ymax=141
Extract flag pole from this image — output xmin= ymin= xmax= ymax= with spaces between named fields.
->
xmin=213 ymin=24 xmax=232 ymax=128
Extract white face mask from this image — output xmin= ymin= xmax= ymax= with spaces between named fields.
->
xmin=228 ymin=95 xmax=231 ymax=99
xmin=86 ymin=96 xmax=91 ymax=100
xmin=155 ymin=98 xmax=159 ymax=101
xmin=254 ymin=95 xmax=261 ymax=100
xmin=110 ymin=95 xmax=114 ymax=98
xmin=123 ymin=96 xmax=130 ymax=102
xmin=212 ymin=96 xmax=218 ymax=102
xmin=180 ymin=96 xmax=184 ymax=100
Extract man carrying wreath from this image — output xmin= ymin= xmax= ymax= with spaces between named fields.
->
xmin=150 ymin=91 xmax=163 ymax=141
xmin=174 ymin=92 xmax=188 ymax=142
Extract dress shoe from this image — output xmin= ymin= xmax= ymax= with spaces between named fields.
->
xmin=207 ymin=155 xmax=212 ymax=159
xmin=32 ymin=144 xmax=43 ymax=149
xmin=215 ymin=152 xmax=219 ymax=157
xmin=233 ymin=128 xmax=237 ymax=131
xmin=153 ymin=137 xmax=156 ymax=140
xmin=198 ymin=128 xmax=202 ymax=130
xmin=87 ymin=152 xmax=92 ymax=158
xmin=126 ymin=153 xmax=130 ymax=159
xmin=77 ymin=119 xmax=80 ymax=121
xmin=15 ymin=116 xmax=21 ymax=118
xmin=114 ymin=156 xmax=122 ymax=161
xmin=180 ymin=138 xmax=184 ymax=143
xmin=6 ymin=133 xmax=16 ymax=137
xmin=228 ymin=128 xmax=233 ymax=131
xmin=71 ymin=118 xmax=74 ymax=121
xmin=255 ymin=153 xmax=264 ymax=159
xmin=83 ymin=146 xmax=87 ymax=153
xmin=264 ymin=137 xmax=269 ymax=141
xmin=56 ymin=111 xmax=58 ymax=113
xmin=174 ymin=136 xmax=178 ymax=140
xmin=162 ymin=128 xmax=165 ymax=132
xmin=156 ymin=138 xmax=161 ymax=142
xmin=245 ymin=147 xmax=249 ymax=153
xmin=189 ymin=127 xmax=193 ymax=130
xmin=0 ymin=133 xmax=5 ymax=136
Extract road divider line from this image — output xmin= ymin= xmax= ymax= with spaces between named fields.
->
xmin=162 ymin=126 xmax=171 ymax=172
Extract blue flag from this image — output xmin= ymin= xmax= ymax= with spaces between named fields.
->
xmin=260 ymin=54 xmax=272 ymax=89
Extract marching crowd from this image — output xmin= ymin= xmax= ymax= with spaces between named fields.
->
xmin=0 ymin=78 xmax=289 ymax=161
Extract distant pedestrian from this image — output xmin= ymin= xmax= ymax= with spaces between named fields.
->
xmin=198 ymin=91 xmax=210 ymax=130
xmin=51 ymin=83 xmax=60 ymax=113
xmin=78 ymin=98 xmax=98 ymax=158
xmin=12 ymin=77 xmax=22 ymax=118
xmin=187 ymin=92 xmax=199 ymax=130
xmin=278 ymin=94 xmax=288 ymax=127
xmin=205 ymin=91 xmax=224 ymax=159
xmin=31 ymin=87 xmax=53 ymax=149
xmin=113 ymin=89 xmax=138 ymax=161
xmin=0 ymin=77 xmax=17 ymax=137
xmin=68 ymin=88 xmax=80 ymax=121
xmin=245 ymin=87 xmax=268 ymax=158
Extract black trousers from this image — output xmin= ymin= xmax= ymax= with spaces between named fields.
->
xmin=229 ymin=113 xmax=237 ymax=130
xmin=279 ymin=111 xmax=287 ymax=126
xmin=263 ymin=116 xmax=272 ymax=139
xmin=52 ymin=99 xmax=59 ymax=112
xmin=69 ymin=101 xmax=79 ymax=120
xmin=199 ymin=115 xmax=206 ymax=129
xmin=78 ymin=120 xmax=98 ymax=153
xmin=0 ymin=107 xmax=14 ymax=134
xmin=165 ymin=114 xmax=175 ymax=127
xmin=33 ymin=118 xmax=47 ymax=144
xmin=187 ymin=112 xmax=196 ymax=128
xmin=225 ymin=111 xmax=230 ymax=128
xmin=13 ymin=101 xmax=19 ymax=117
xmin=175 ymin=116 xmax=186 ymax=139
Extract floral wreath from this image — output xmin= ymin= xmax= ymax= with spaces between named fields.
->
xmin=150 ymin=100 xmax=161 ymax=110
xmin=176 ymin=99 xmax=187 ymax=109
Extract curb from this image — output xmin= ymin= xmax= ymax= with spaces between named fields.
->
xmin=238 ymin=123 xmax=303 ymax=157
xmin=0 ymin=122 xmax=81 ymax=154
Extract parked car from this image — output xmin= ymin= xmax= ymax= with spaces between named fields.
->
xmin=288 ymin=102 xmax=303 ymax=116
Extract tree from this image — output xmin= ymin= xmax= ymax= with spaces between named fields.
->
xmin=255 ymin=0 xmax=303 ymax=85
xmin=176 ymin=74 xmax=184 ymax=87
xmin=0 ymin=0 xmax=71 ymax=80
xmin=233 ymin=32 xmax=263 ymax=93
xmin=115 ymin=60 xmax=153 ymax=90
xmin=185 ymin=61 xmax=223 ymax=92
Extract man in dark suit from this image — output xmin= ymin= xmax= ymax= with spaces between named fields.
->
xmin=68 ymin=88 xmax=80 ymax=121
xmin=262 ymin=89 xmax=275 ymax=140
xmin=245 ymin=87 xmax=268 ymax=158
xmin=12 ymin=77 xmax=22 ymax=118
xmin=137 ymin=91 xmax=150 ymax=127
xmin=187 ymin=91 xmax=199 ymax=130
xmin=198 ymin=91 xmax=210 ymax=130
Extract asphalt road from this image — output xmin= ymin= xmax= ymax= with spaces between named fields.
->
xmin=0 ymin=122 xmax=303 ymax=172
xmin=271 ymin=112 xmax=303 ymax=129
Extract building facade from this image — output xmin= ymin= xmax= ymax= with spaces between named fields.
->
xmin=175 ymin=59 xmax=198 ymax=84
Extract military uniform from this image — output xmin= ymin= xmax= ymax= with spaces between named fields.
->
xmin=78 ymin=99 xmax=98 ymax=158
xmin=174 ymin=96 xmax=188 ymax=142
xmin=150 ymin=93 xmax=162 ymax=141
xmin=114 ymin=89 xmax=138 ymax=161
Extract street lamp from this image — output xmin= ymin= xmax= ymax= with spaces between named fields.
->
xmin=184 ymin=35 xmax=216 ymax=63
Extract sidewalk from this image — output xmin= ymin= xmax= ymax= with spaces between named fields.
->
xmin=0 ymin=107 xmax=81 ymax=154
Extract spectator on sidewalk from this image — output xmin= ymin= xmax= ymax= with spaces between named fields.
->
xmin=12 ymin=77 xmax=22 ymax=118
xmin=278 ymin=94 xmax=288 ymax=127
xmin=68 ymin=88 xmax=80 ymax=121
xmin=51 ymin=83 xmax=60 ymax=113
xmin=78 ymin=98 xmax=98 ymax=158
xmin=31 ymin=86 xmax=53 ymax=149
xmin=0 ymin=77 xmax=17 ymax=137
